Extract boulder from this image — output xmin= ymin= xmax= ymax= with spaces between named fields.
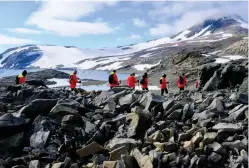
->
xmin=119 ymin=93 xmax=135 ymax=107
xmin=85 ymin=121 xmax=96 ymax=135
xmin=206 ymin=98 xmax=224 ymax=113
xmin=139 ymin=92 xmax=165 ymax=111
xmin=228 ymin=105 xmax=248 ymax=121
xmin=202 ymin=132 xmax=217 ymax=145
xmin=30 ymin=130 xmax=50 ymax=149
xmin=76 ymin=142 xmax=104 ymax=158
xmin=168 ymin=109 xmax=182 ymax=120
xmin=208 ymin=152 xmax=222 ymax=163
xmin=19 ymin=99 xmax=57 ymax=119
xmin=236 ymin=93 xmax=248 ymax=105
xmin=198 ymin=97 xmax=213 ymax=112
xmin=146 ymin=130 xmax=165 ymax=143
xmin=28 ymin=160 xmax=40 ymax=168
xmin=131 ymin=148 xmax=153 ymax=168
xmin=192 ymin=110 xmax=214 ymax=121
xmin=0 ymin=113 xmax=29 ymax=138
xmin=183 ymin=141 xmax=195 ymax=152
xmin=191 ymin=132 xmax=203 ymax=145
xmin=212 ymin=122 xmax=243 ymax=132
xmin=207 ymin=142 xmax=224 ymax=154
xmin=103 ymin=98 xmax=116 ymax=117
xmin=94 ymin=91 xmax=115 ymax=107
xmin=26 ymin=80 xmax=47 ymax=87
xmin=109 ymin=146 xmax=128 ymax=161
xmin=162 ymin=100 xmax=174 ymax=111
xmin=0 ymin=132 xmax=24 ymax=155
xmin=121 ymin=155 xmax=137 ymax=168
xmin=49 ymin=99 xmax=80 ymax=119
xmin=202 ymin=71 xmax=220 ymax=91
xmin=105 ymin=138 xmax=137 ymax=152
xmin=182 ymin=104 xmax=190 ymax=121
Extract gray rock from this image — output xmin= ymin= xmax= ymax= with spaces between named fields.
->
xmin=229 ymin=105 xmax=248 ymax=121
xmin=182 ymin=104 xmax=190 ymax=121
xmin=212 ymin=122 xmax=243 ymax=132
xmin=202 ymin=71 xmax=220 ymax=91
xmin=105 ymin=138 xmax=137 ymax=152
xmin=85 ymin=121 xmax=96 ymax=134
xmin=49 ymin=99 xmax=79 ymax=119
xmin=140 ymin=92 xmax=166 ymax=110
xmin=164 ymin=142 xmax=177 ymax=152
xmin=222 ymin=139 xmax=247 ymax=151
xmin=92 ymin=114 xmax=103 ymax=121
xmin=192 ymin=110 xmax=214 ymax=121
xmin=76 ymin=141 xmax=104 ymax=158
xmin=0 ymin=132 xmax=24 ymax=154
xmin=94 ymin=91 xmax=114 ymax=107
xmin=198 ymin=97 xmax=213 ymax=112
xmin=168 ymin=109 xmax=182 ymax=120
xmin=162 ymin=100 xmax=174 ymax=111
xmin=156 ymin=121 xmax=166 ymax=130
xmin=236 ymin=93 xmax=248 ymax=105
xmin=207 ymin=142 xmax=224 ymax=154
xmin=206 ymin=98 xmax=224 ymax=113
xmin=121 ymin=155 xmax=136 ymax=168
xmin=119 ymin=93 xmax=135 ymax=106
xmin=202 ymin=132 xmax=217 ymax=145
xmin=109 ymin=146 xmax=128 ymax=161
xmin=178 ymin=132 xmax=191 ymax=142
xmin=29 ymin=160 xmax=40 ymax=168
xmin=191 ymin=132 xmax=203 ymax=145
xmin=131 ymin=148 xmax=153 ymax=168
xmin=208 ymin=152 xmax=222 ymax=163
xmin=30 ymin=130 xmax=50 ymax=149
xmin=103 ymin=98 xmax=116 ymax=117
xmin=228 ymin=104 xmax=244 ymax=114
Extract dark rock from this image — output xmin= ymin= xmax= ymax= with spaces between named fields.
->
xmin=19 ymin=99 xmax=57 ymax=119
xmin=139 ymin=92 xmax=165 ymax=111
xmin=228 ymin=105 xmax=248 ymax=121
xmin=202 ymin=71 xmax=220 ymax=91
xmin=178 ymin=132 xmax=191 ymax=142
xmin=26 ymin=80 xmax=47 ymax=87
xmin=208 ymin=152 xmax=222 ymax=163
xmin=236 ymin=93 xmax=248 ymax=105
xmin=192 ymin=110 xmax=214 ymax=121
xmin=155 ymin=121 xmax=166 ymax=130
xmin=168 ymin=109 xmax=182 ymax=120
xmin=0 ymin=113 xmax=29 ymax=138
xmin=49 ymin=99 xmax=80 ymax=120
xmin=162 ymin=100 xmax=174 ymax=111
xmin=76 ymin=141 xmax=104 ymax=158
xmin=182 ymin=104 xmax=190 ymax=121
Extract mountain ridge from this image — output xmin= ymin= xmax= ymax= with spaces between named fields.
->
xmin=0 ymin=15 xmax=248 ymax=69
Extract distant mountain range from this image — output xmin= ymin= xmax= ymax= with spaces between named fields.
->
xmin=0 ymin=15 xmax=247 ymax=70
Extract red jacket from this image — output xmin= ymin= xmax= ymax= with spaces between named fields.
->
xmin=176 ymin=77 xmax=185 ymax=89
xmin=195 ymin=80 xmax=199 ymax=88
xmin=183 ymin=76 xmax=187 ymax=86
xmin=160 ymin=77 xmax=167 ymax=89
xmin=18 ymin=74 xmax=26 ymax=84
xmin=69 ymin=74 xmax=79 ymax=89
xmin=109 ymin=73 xmax=119 ymax=87
xmin=127 ymin=75 xmax=137 ymax=88
xmin=141 ymin=77 xmax=148 ymax=89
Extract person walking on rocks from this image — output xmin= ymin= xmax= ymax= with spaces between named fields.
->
xmin=127 ymin=73 xmax=138 ymax=89
xmin=176 ymin=75 xmax=185 ymax=91
xmin=160 ymin=74 xmax=169 ymax=96
xmin=16 ymin=70 xmax=27 ymax=84
xmin=69 ymin=70 xmax=81 ymax=91
xmin=109 ymin=70 xmax=120 ymax=89
xmin=140 ymin=72 xmax=149 ymax=91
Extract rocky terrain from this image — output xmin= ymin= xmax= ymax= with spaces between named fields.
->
xmin=0 ymin=58 xmax=247 ymax=168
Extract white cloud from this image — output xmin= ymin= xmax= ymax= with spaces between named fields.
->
xmin=149 ymin=24 xmax=173 ymax=36
xmin=118 ymin=34 xmax=141 ymax=41
xmin=0 ymin=34 xmax=38 ymax=45
xmin=26 ymin=1 xmax=117 ymax=36
xmin=6 ymin=28 xmax=42 ymax=35
xmin=132 ymin=18 xmax=147 ymax=28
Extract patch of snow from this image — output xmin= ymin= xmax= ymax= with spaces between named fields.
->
xmin=202 ymin=54 xmax=211 ymax=57
xmin=135 ymin=85 xmax=161 ymax=90
xmin=209 ymin=50 xmax=222 ymax=55
xmin=97 ymin=62 xmax=123 ymax=70
xmin=222 ymin=55 xmax=245 ymax=60
xmin=146 ymin=47 xmax=162 ymax=51
xmin=236 ymin=19 xmax=248 ymax=29
xmin=48 ymin=78 xmax=69 ymax=87
xmin=215 ymin=58 xmax=230 ymax=63
xmin=140 ymin=53 xmax=152 ymax=58
xmin=173 ymin=30 xmax=191 ymax=41
xmin=222 ymin=33 xmax=233 ymax=38
xmin=243 ymin=37 xmax=248 ymax=39
xmin=133 ymin=60 xmax=161 ymax=71
xmin=215 ymin=31 xmax=225 ymax=35
xmin=189 ymin=25 xmax=211 ymax=39
xmin=76 ymin=60 xmax=101 ymax=69
xmin=202 ymin=31 xmax=211 ymax=36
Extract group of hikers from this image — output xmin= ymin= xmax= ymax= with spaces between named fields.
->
xmin=108 ymin=70 xmax=191 ymax=96
xmin=16 ymin=69 xmax=195 ymax=96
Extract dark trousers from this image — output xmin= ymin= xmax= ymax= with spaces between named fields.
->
xmin=179 ymin=87 xmax=184 ymax=91
xmin=142 ymin=88 xmax=148 ymax=91
xmin=161 ymin=88 xmax=168 ymax=95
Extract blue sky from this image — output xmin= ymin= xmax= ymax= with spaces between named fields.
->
xmin=0 ymin=1 xmax=248 ymax=52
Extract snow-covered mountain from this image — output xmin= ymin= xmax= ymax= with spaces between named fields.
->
xmin=0 ymin=15 xmax=247 ymax=70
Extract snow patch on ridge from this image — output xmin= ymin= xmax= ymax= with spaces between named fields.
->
xmin=133 ymin=60 xmax=161 ymax=71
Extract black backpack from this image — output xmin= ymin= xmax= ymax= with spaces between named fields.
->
xmin=159 ymin=79 xmax=162 ymax=84
xmin=109 ymin=74 xmax=114 ymax=84
xmin=140 ymin=78 xmax=145 ymax=84
xmin=15 ymin=75 xmax=19 ymax=84
xmin=179 ymin=76 xmax=184 ymax=84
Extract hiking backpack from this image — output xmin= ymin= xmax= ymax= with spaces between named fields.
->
xmin=15 ymin=75 xmax=19 ymax=84
xmin=179 ymin=77 xmax=184 ymax=84
xmin=159 ymin=79 xmax=162 ymax=84
xmin=140 ymin=78 xmax=145 ymax=85
xmin=109 ymin=74 xmax=114 ymax=84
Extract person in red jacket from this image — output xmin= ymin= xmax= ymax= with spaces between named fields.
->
xmin=160 ymin=74 xmax=169 ymax=96
xmin=140 ymin=73 xmax=149 ymax=91
xmin=69 ymin=70 xmax=81 ymax=91
xmin=109 ymin=70 xmax=120 ymax=89
xmin=176 ymin=75 xmax=185 ymax=91
xmin=195 ymin=79 xmax=199 ymax=89
xmin=127 ymin=73 xmax=138 ymax=89
xmin=16 ymin=70 xmax=27 ymax=84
